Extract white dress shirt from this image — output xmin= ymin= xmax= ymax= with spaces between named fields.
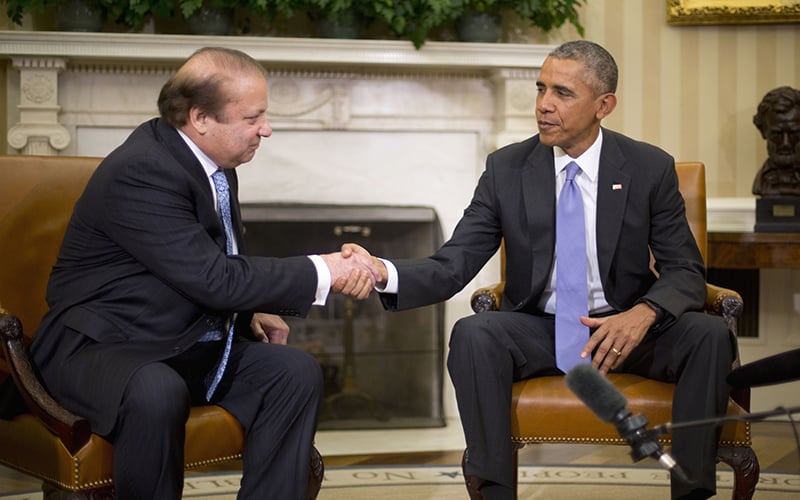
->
xmin=539 ymin=130 xmax=612 ymax=315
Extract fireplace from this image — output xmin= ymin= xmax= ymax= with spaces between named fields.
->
xmin=241 ymin=203 xmax=445 ymax=429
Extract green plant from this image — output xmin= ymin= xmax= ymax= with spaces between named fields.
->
xmin=1 ymin=0 xmax=172 ymax=30
xmin=176 ymin=0 xmax=242 ymax=18
xmin=3 ymin=0 xmax=54 ymax=24
xmin=104 ymin=0 xmax=172 ymax=30
xmin=370 ymin=0 xmax=462 ymax=48
xmin=303 ymin=0 xmax=357 ymax=19
xmin=461 ymin=0 xmax=585 ymax=36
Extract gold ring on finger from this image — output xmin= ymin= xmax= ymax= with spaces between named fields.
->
xmin=611 ymin=347 xmax=622 ymax=356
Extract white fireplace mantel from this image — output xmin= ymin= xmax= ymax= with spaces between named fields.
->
xmin=1 ymin=31 xmax=551 ymax=156
xmin=0 ymin=30 xmax=550 ymax=69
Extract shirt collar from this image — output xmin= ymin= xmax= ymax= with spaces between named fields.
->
xmin=553 ymin=128 xmax=603 ymax=182
xmin=177 ymin=128 xmax=219 ymax=178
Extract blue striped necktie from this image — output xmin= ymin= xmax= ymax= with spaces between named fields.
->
xmin=205 ymin=169 xmax=235 ymax=401
xmin=555 ymin=161 xmax=590 ymax=372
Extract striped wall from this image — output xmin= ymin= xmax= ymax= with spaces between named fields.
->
xmin=529 ymin=0 xmax=800 ymax=198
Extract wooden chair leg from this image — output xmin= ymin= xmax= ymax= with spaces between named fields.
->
xmin=308 ymin=445 xmax=324 ymax=500
xmin=717 ymin=445 xmax=759 ymax=500
xmin=461 ymin=446 xmax=523 ymax=500
xmin=461 ymin=448 xmax=484 ymax=500
xmin=42 ymin=483 xmax=114 ymax=499
xmin=512 ymin=444 xmax=520 ymax=496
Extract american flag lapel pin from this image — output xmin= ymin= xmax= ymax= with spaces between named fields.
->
xmin=612 ymin=183 xmax=623 ymax=191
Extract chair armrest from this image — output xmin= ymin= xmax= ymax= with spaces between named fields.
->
xmin=0 ymin=311 xmax=91 ymax=454
xmin=471 ymin=281 xmax=744 ymax=328
xmin=471 ymin=282 xmax=505 ymax=313
xmin=705 ymin=283 xmax=744 ymax=337
xmin=702 ymin=284 xmax=750 ymax=410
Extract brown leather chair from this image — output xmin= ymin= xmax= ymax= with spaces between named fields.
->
xmin=464 ymin=162 xmax=758 ymax=500
xmin=0 ymin=155 xmax=324 ymax=498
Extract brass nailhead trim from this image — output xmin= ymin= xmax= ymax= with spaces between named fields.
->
xmin=0 ymin=451 xmax=243 ymax=493
xmin=185 ymin=454 xmax=243 ymax=470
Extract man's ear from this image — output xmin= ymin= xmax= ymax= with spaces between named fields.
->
xmin=596 ymin=93 xmax=617 ymax=120
xmin=188 ymin=106 xmax=208 ymax=135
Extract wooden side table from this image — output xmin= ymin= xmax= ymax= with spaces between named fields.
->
xmin=708 ymin=232 xmax=800 ymax=269
xmin=708 ymin=231 xmax=800 ymax=338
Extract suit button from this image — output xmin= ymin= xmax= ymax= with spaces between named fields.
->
xmin=205 ymin=318 xmax=216 ymax=326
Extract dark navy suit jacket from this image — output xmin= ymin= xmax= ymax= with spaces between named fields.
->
xmin=381 ymin=128 xmax=706 ymax=321
xmin=29 ymin=118 xmax=318 ymax=435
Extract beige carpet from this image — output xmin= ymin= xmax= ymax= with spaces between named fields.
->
xmin=315 ymin=465 xmax=798 ymax=499
xmin=182 ymin=464 xmax=800 ymax=499
xmin=2 ymin=465 xmax=798 ymax=499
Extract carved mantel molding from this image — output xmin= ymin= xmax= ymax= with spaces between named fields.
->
xmin=0 ymin=31 xmax=551 ymax=155
xmin=0 ymin=30 xmax=550 ymax=69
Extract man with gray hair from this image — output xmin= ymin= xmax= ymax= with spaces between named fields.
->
xmin=361 ymin=40 xmax=735 ymax=500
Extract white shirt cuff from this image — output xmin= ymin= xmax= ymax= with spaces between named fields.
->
xmin=307 ymin=254 xmax=331 ymax=305
xmin=376 ymin=258 xmax=399 ymax=294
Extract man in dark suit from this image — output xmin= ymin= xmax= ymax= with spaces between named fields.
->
xmin=361 ymin=40 xmax=735 ymax=499
xmin=27 ymin=47 xmax=379 ymax=499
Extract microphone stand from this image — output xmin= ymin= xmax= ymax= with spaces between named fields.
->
xmin=648 ymin=405 xmax=800 ymax=436
xmin=644 ymin=405 xmax=800 ymax=485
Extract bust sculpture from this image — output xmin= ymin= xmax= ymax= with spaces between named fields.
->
xmin=752 ymin=86 xmax=800 ymax=197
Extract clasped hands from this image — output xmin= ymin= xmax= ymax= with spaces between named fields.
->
xmin=250 ymin=244 xmax=384 ymax=344
xmin=320 ymin=243 xmax=387 ymax=300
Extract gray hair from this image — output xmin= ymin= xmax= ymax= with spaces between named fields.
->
xmin=549 ymin=40 xmax=618 ymax=95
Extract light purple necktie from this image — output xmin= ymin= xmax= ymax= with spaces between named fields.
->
xmin=555 ymin=161 xmax=590 ymax=373
xmin=205 ymin=169 xmax=235 ymax=401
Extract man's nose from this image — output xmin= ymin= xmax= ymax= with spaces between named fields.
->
xmin=537 ymin=91 xmax=554 ymax=112
xmin=260 ymin=119 xmax=273 ymax=138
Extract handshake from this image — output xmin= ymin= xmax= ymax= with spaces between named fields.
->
xmin=320 ymin=243 xmax=388 ymax=300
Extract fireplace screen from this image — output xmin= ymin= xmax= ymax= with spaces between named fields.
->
xmin=241 ymin=204 xmax=445 ymax=429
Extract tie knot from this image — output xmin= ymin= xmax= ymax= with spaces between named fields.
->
xmin=565 ymin=161 xmax=581 ymax=182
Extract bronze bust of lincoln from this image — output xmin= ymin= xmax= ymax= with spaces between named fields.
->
xmin=752 ymin=86 xmax=800 ymax=197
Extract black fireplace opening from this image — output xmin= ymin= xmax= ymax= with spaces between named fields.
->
xmin=241 ymin=204 xmax=445 ymax=430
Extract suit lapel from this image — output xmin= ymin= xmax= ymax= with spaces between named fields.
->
xmin=154 ymin=119 xmax=234 ymax=253
xmin=155 ymin=119 xmax=211 ymax=193
xmin=522 ymin=143 xmax=557 ymax=299
xmin=596 ymin=130 xmax=630 ymax=285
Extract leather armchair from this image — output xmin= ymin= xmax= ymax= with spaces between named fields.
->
xmin=0 ymin=155 xmax=323 ymax=499
xmin=464 ymin=162 xmax=758 ymax=500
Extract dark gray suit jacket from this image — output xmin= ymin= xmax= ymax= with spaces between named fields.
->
xmin=29 ymin=118 xmax=318 ymax=435
xmin=381 ymin=128 xmax=706 ymax=322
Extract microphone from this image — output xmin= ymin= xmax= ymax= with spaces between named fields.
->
xmin=565 ymin=364 xmax=690 ymax=483
xmin=727 ymin=348 xmax=800 ymax=388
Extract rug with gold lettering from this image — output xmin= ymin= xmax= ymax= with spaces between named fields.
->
xmin=182 ymin=464 xmax=800 ymax=499
xmin=2 ymin=465 xmax=798 ymax=499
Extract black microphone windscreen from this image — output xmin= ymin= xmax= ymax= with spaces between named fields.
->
xmin=565 ymin=363 xmax=628 ymax=423
xmin=727 ymin=348 xmax=800 ymax=388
